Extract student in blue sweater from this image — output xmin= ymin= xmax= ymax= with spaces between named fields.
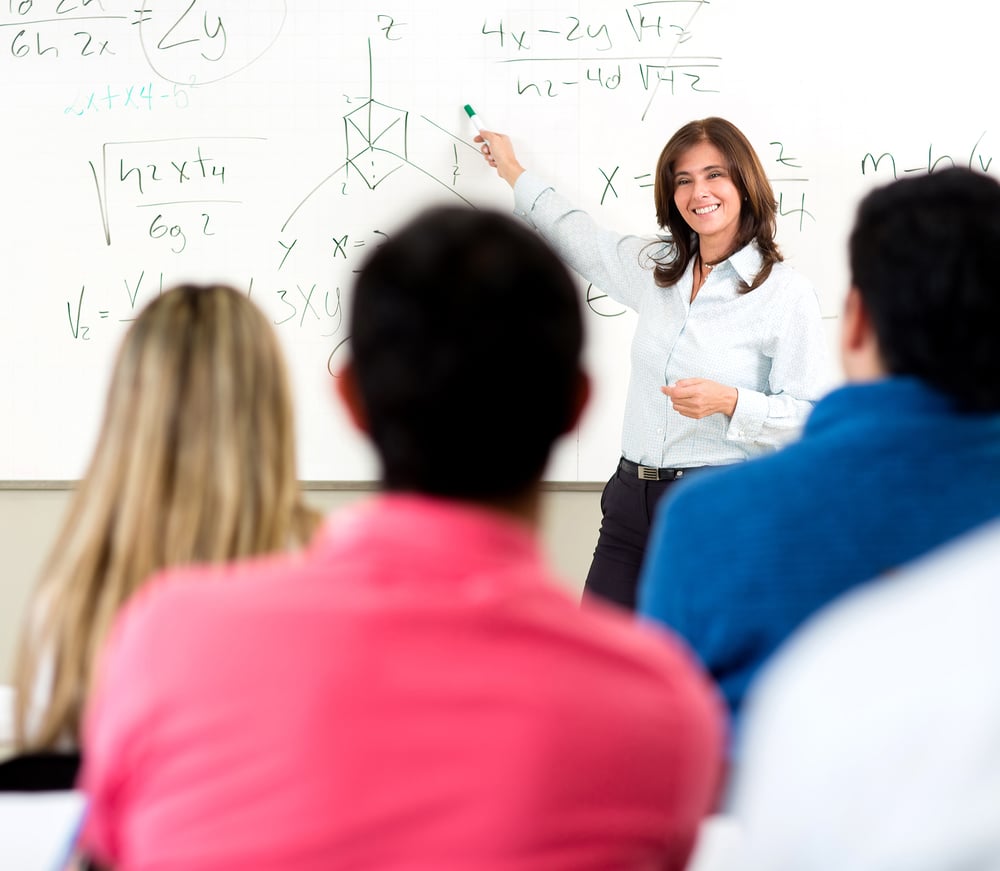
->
xmin=637 ymin=167 xmax=1000 ymax=730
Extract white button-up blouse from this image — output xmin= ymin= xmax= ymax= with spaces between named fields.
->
xmin=513 ymin=171 xmax=835 ymax=469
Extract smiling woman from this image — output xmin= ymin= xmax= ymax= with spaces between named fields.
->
xmin=476 ymin=116 xmax=834 ymax=610
xmin=672 ymin=143 xmax=743 ymax=274
xmin=673 ymin=142 xmax=742 ymax=303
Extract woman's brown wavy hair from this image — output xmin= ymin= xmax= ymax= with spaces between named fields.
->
xmin=652 ymin=117 xmax=782 ymax=292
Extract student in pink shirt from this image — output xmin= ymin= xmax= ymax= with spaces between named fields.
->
xmin=79 ymin=206 xmax=725 ymax=871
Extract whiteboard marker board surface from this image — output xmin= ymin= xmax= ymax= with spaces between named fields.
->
xmin=2 ymin=0 xmax=996 ymax=482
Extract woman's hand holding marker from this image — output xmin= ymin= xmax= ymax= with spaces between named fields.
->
xmin=465 ymin=104 xmax=525 ymax=188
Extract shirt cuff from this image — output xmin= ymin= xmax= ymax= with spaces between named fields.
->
xmin=727 ymin=388 xmax=768 ymax=443
xmin=513 ymin=172 xmax=554 ymax=222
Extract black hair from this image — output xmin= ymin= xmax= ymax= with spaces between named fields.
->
xmin=849 ymin=167 xmax=1000 ymax=411
xmin=349 ymin=206 xmax=585 ymax=500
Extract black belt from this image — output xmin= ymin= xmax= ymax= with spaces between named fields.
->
xmin=619 ymin=457 xmax=701 ymax=481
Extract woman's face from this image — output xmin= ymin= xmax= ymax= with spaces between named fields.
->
xmin=672 ymin=140 xmax=742 ymax=254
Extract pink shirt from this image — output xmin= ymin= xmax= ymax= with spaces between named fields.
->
xmin=80 ymin=495 xmax=724 ymax=870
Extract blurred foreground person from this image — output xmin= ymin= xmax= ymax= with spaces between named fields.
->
xmin=79 ymin=209 xmax=724 ymax=871
xmin=733 ymin=518 xmax=1000 ymax=870
xmin=639 ymin=168 xmax=1000 ymax=732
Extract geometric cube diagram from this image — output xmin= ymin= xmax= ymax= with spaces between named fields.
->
xmin=344 ymin=98 xmax=409 ymax=190
xmin=280 ymin=39 xmax=475 ymax=234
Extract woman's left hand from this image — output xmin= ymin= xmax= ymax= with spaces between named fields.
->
xmin=662 ymin=379 xmax=738 ymax=419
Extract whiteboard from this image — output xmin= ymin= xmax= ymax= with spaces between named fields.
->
xmin=2 ymin=0 xmax=996 ymax=482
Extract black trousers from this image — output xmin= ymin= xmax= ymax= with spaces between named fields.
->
xmin=583 ymin=459 xmax=707 ymax=611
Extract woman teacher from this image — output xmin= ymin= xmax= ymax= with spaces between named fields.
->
xmin=477 ymin=117 xmax=832 ymax=610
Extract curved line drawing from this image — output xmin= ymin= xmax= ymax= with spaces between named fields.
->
xmin=281 ymin=38 xmax=477 ymax=233
xmin=137 ymin=0 xmax=288 ymax=86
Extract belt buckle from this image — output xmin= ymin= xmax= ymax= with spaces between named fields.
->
xmin=638 ymin=465 xmax=661 ymax=481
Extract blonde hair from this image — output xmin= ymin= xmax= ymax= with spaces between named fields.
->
xmin=13 ymin=284 xmax=320 ymax=749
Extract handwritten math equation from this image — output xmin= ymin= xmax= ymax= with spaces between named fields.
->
xmin=64 ymin=80 xmax=191 ymax=115
xmin=2 ymin=0 xmax=287 ymax=88
xmin=64 ymin=265 xmax=350 ymax=367
xmin=87 ymin=136 xmax=264 ymax=249
xmin=3 ymin=0 xmax=122 ymax=59
xmin=860 ymin=132 xmax=994 ymax=179
xmin=480 ymin=1 xmax=719 ymax=113
xmin=17 ymin=5 xmax=999 ymax=365
xmin=61 ymin=222 xmax=399 ymax=371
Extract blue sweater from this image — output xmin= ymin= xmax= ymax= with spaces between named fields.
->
xmin=637 ymin=377 xmax=1000 ymax=727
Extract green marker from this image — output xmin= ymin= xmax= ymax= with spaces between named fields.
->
xmin=464 ymin=104 xmax=489 ymax=145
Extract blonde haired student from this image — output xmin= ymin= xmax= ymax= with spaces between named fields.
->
xmin=12 ymin=283 xmax=320 ymax=750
